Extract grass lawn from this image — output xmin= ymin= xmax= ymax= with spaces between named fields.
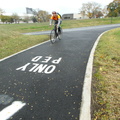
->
xmin=91 ymin=28 xmax=120 ymax=120
xmin=1 ymin=17 xmax=120 ymax=59
xmin=0 ymin=23 xmax=49 ymax=59
xmin=0 ymin=17 xmax=120 ymax=120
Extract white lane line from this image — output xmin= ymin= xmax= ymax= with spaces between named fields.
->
xmin=0 ymin=101 xmax=26 ymax=120
xmin=79 ymin=30 xmax=110 ymax=120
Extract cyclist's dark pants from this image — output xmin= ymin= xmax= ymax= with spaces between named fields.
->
xmin=54 ymin=20 xmax=62 ymax=36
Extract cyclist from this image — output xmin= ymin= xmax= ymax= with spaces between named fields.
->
xmin=49 ymin=11 xmax=62 ymax=36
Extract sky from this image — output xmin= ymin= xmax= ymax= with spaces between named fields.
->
xmin=0 ymin=0 xmax=113 ymax=16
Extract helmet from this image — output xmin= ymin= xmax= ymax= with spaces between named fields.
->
xmin=52 ymin=11 xmax=56 ymax=14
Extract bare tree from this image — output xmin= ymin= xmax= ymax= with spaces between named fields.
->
xmin=0 ymin=8 xmax=5 ymax=15
xmin=102 ymin=6 xmax=109 ymax=17
xmin=79 ymin=8 xmax=86 ymax=19
xmin=114 ymin=0 xmax=120 ymax=2
xmin=80 ymin=2 xmax=102 ymax=18
xmin=12 ymin=13 xmax=20 ymax=23
xmin=37 ymin=10 xmax=49 ymax=22
xmin=32 ymin=9 xmax=50 ymax=22
xmin=23 ymin=15 xmax=30 ymax=23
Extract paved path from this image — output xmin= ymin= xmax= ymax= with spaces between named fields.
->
xmin=0 ymin=24 xmax=120 ymax=120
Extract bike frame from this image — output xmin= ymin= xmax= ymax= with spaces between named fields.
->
xmin=54 ymin=24 xmax=59 ymax=37
xmin=50 ymin=25 xmax=62 ymax=44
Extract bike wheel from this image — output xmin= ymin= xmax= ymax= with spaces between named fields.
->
xmin=50 ymin=29 xmax=56 ymax=44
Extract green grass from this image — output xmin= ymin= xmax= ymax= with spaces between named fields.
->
xmin=91 ymin=28 xmax=120 ymax=120
xmin=62 ymin=17 xmax=120 ymax=29
xmin=0 ymin=23 xmax=50 ymax=59
xmin=1 ymin=17 xmax=120 ymax=59
xmin=0 ymin=17 xmax=120 ymax=120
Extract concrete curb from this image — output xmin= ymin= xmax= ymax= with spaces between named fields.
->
xmin=79 ymin=30 xmax=109 ymax=120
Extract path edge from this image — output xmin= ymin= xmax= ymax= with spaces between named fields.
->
xmin=79 ymin=30 xmax=109 ymax=120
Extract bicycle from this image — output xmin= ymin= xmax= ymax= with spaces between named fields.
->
xmin=50 ymin=25 xmax=62 ymax=44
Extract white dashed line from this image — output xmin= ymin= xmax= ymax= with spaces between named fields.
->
xmin=0 ymin=101 xmax=26 ymax=120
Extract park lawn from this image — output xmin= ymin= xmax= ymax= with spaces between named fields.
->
xmin=0 ymin=23 xmax=49 ymax=59
xmin=91 ymin=28 xmax=120 ymax=120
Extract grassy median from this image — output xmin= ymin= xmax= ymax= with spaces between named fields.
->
xmin=0 ymin=17 xmax=120 ymax=120
xmin=92 ymin=28 xmax=120 ymax=120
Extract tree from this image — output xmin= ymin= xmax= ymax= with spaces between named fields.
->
xmin=0 ymin=8 xmax=5 ymax=20
xmin=80 ymin=2 xmax=102 ymax=18
xmin=114 ymin=0 xmax=120 ymax=15
xmin=1 ymin=15 xmax=7 ymax=23
xmin=96 ymin=11 xmax=103 ymax=18
xmin=32 ymin=16 xmax=38 ymax=23
xmin=37 ymin=10 xmax=49 ymax=22
xmin=1 ymin=15 xmax=13 ymax=24
xmin=12 ymin=13 xmax=20 ymax=23
xmin=80 ymin=10 xmax=86 ymax=19
xmin=32 ymin=9 xmax=50 ymax=22
xmin=114 ymin=0 xmax=120 ymax=2
xmin=0 ymin=8 xmax=5 ymax=15
xmin=23 ymin=15 xmax=30 ymax=23
xmin=102 ymin=6 xmax=109 ymax=17
xmin=107 ymin=0 xmax=120 ymax=17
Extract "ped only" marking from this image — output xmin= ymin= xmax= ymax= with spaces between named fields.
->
xmin=16 ymin=56 xmax=62 ymax=74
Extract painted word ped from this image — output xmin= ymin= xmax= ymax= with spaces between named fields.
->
xmin=16 ymin=56 xmax=62 ymax=74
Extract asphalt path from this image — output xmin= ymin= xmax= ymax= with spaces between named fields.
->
xmin=0 ymin=24 xmax=120 ymax=120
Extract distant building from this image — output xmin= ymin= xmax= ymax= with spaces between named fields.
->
xmin=62 ymin=13 xmax=89 ymax=20
xmin=62 ymin=14 xmax=73 ymax=19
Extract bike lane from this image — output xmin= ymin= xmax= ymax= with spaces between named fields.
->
xmin=0 ymin=24 xmax=120 ymax=120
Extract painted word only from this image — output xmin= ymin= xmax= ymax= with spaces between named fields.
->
xmin=16 ymin=56 xmax=62 ymax=74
